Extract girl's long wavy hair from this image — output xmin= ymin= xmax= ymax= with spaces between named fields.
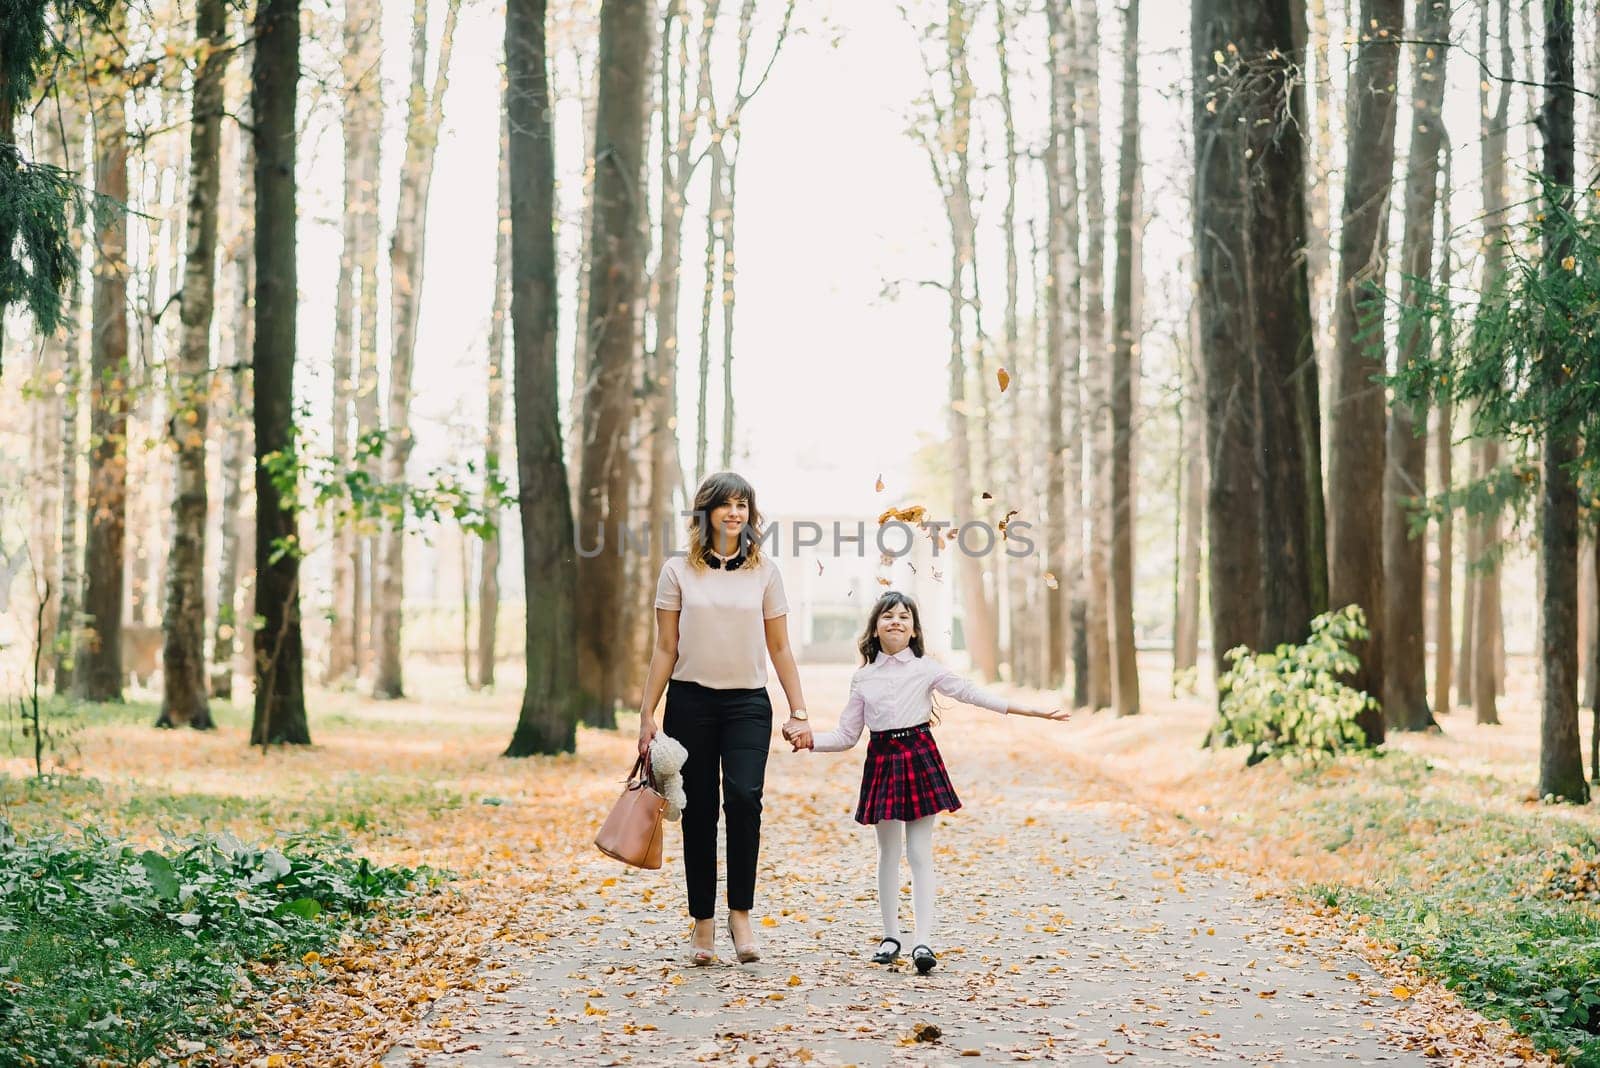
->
xmin=857 ymin=591 xmax=926 ymax=664
xmin=684 ymin=471 xmax=766 ymax=572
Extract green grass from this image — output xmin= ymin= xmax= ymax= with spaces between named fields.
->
xmin=1285 ymin=758 xmax=1600 ymax=1065
xmin=0 ymin=819 xmax=434 ymax=1067
xmin=0 ymin=772 xmax=466 ymax=843
xmin=1 ymin=917 xmax=239 ymax=1065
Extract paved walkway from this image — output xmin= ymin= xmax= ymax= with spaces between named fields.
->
xmin=385 ymin=666 xmax=1441 ymax=1066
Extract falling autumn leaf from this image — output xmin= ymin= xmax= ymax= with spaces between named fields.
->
xmin=877 ymin=505 xmax=928 ymax=525
xmin=875 ymin=474 xmax=885 ymax=492
xmin=997 ymin=367 xmax=1010 ymax=392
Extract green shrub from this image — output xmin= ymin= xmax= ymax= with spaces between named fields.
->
xmin=1209 ymin=604 xmax=1377 ymax=766
xmin=0 ymin=819 xmax=431 ymax=1067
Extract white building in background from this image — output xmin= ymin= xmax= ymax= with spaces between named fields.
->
xmin=769 ymin=512 xmax=967 ymax=669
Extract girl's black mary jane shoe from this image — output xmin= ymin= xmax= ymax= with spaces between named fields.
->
xmin=912 ymin=944 xmax=937 ymax=975
xmin=870 ymin=937 xmax=902 ymax=965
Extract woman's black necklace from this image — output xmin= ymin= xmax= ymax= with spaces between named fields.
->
xmin=707 ymin=544 xmax=745 ymax=571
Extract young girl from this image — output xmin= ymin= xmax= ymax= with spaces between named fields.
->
xmin=785 ymin=591 xmax=1068 ymax=974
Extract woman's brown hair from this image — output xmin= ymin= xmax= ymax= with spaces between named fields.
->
xmin=684 ymin=471 xmax=766 ymax=572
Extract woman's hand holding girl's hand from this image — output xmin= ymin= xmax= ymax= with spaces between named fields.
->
xmin=638 ymin=715 xmax=658 ymax=757
xmin=787 ymin=726 xmax=814 ymax=752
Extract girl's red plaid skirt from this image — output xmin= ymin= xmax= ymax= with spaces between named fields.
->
xmin=854 ymin=722 xmax=961 ymax=825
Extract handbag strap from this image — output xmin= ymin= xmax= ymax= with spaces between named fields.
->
xmin=629 ymin=751 xmax=659 ymax=790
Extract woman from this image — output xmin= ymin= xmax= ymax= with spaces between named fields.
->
xmin=636 ymin=471 xmax=810 ymax=965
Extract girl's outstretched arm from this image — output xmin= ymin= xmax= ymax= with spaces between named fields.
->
xmin=930 ymin=664 xmax=1068 ymax=721
xmin=808 ymin=682 xmax=867 ymax=752
xmin=929 ymin=664 xmax=1012 ymax=715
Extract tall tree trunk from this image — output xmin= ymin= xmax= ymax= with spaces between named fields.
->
xmin=688 ymin=1 xmax=720 ymax=489
xmin=76 ymin=12 xmax=131 ymax=704
xmin=45 ymin=92 xmax=84 ymax=695
xmin=1044 ymin=1 xmax=1075 ymax=693
xmin=29 ymin=338 xmax=62 ymax=679
xmin=576 ymin=0 xmax=651 ymax=727
xmin=1190 ymin=0 xmax=1266 ymax=686
xmin=1457 ymin=443 xmax=1477 ymax=709
xmin=52 ymin=323 xmax=82 ymax=695
xmin=326 ymin=0 xmax=379 ymax=686
xmin=1222 ymin=0 xmax=1324 ymax=658
xmin=996 ymin=0 xmax=1025 ymax=679
xmin=647 ymin=0 xmax=691 ymax=666
xmin=1381 ymin=0 xmax=1448 ymax=732
xmin=1535 ymin=0 xmax=1586 ymax=803
xmin=505 ymin=0 xmax=580 ymax=756
xmin=353 ymin=31 xmax=383 ymax=679
xmin=1250 ymin=0 xmax=1326 ymax=650
xmin=26 ymin=94 xmax=80 ymax=676
xmin=1459 ymin=492 xmax=1478 ymax=709
xmin=719 ymin=158 xmax=737 ymax=469
xmin=126 ymin=211 xmax=158 ymax=631
xmin=158 ymin=0 xmax=229 ymax=730
xmin=1173 ymin=293 xmax=1204 ymax=678
xmin=1327 ymin=0 xmax=1403 ymax=742
xmin=1579 ymin=531 xmax=1593 ymax=716
xmin=1079 ymin=0 xmax=1112 ymax=709
xmin=212 ymin=81 xmax=254 ymax=703
xmin=1580 ymin=530 xmax=1593 ymax=780
xmin=1108 ymin=0 xmax=1140 ymax=718
xmin=566 ymin=53 xmax=600 ymax=501
xmin=1019 ymin=218 xmax=1049 ymax=689
xmin=478 ymin=101 xmax=512 ymax=690
xmin=1474 ymin=437 xmax=1503 ymax=723
xmin=936 ymin=0 xmax=998 ymax=683
xmin=0 ymin=54 xmax=15 ymax=379
xmin=373 ymin=0 xmax=464 ymax=700
xmin=251 ymin=0 xmax=310 ymax=745
xmin=1433 ymin=144 xmax=1455 ymax=716
xmin=1058 ymin=1 xmax=1089 ymax=701
xmin=1306 ymin=0 xmax=1336 ymax=334
xmin=694 ymin=123 xmax=722 ymax=485
xmin=1474 ymin=0 xmax=1513 ymax=726
xmin=213 ymin=365 xmax=250 ymax=701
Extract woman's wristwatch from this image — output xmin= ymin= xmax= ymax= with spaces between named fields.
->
xmin=788 ymin=709 xmax=809 ymax=722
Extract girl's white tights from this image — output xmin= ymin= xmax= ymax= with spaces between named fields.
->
xmin=875 ymin=816 xmax=937 ymax=948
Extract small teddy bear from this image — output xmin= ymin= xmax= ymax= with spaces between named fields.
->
xmin=648 ymin=732 xmax=690 ymax=821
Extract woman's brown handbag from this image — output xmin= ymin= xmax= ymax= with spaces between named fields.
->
xmin=594 ymin=754 xmax=667 ymax=869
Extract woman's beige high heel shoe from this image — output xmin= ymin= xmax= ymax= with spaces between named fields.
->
xmin=728 ymin=917 xmax=761 ymax=964
xmin=689 ymin=921 xmax=715 ymax=966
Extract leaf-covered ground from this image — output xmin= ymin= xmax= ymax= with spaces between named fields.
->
xmin=1 ymin=658 xmax=1582 ymax=1065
